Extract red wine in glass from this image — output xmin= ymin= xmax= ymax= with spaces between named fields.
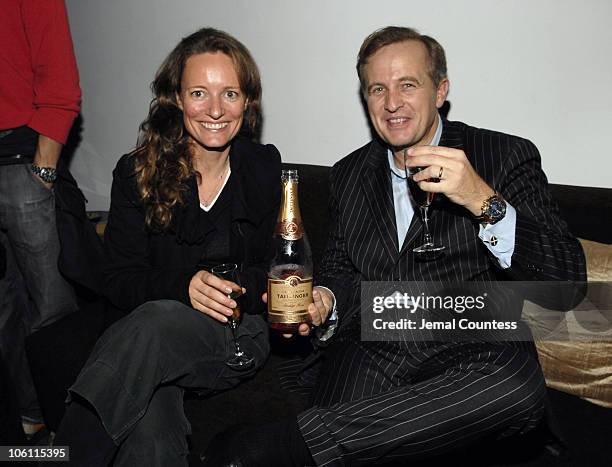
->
xmin=408 ymin=170 xmax=435 ymax=207
xmin=404 ymin=149 xmax=445 ymax=256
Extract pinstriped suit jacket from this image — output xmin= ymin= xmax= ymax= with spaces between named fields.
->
xmin=317 ymin=119 xmax=586 ymax=327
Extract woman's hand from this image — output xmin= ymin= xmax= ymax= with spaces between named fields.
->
xmin=189 ymin=270 xmax=245 ymax=323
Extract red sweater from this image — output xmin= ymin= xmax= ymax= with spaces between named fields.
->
xmin=0 ymin=0 xmax=81 ymax=145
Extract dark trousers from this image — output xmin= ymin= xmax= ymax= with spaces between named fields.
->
xmin=298 ymin=336 xmax=546 ymax=466
xmin=0 ymin=163 xmax=78 ymax=421
xmin=69 ymin=299 xmax=269 ymax=466
xmin=0 ymin=349 xmax=27 ymax=443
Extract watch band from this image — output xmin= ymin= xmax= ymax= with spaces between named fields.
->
xmin=30 ymin=164 xmax=58 ymax=183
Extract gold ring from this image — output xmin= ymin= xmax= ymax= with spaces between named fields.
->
xmin=438 ymin=166 xmax=444 ymax=179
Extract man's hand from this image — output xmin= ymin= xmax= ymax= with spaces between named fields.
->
xmin=405 ymin=145 xmax=494 ymax=215
xmin=301 ymin=287 xmax=334 ymax=336
xmin=189 ymin=270 xmax=245 ymax=323
xmin=262 ymin=286 xmax=334 ymax=338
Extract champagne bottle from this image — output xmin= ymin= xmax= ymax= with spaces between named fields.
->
xmin=268 ymin=169 xmax=313 ymax=332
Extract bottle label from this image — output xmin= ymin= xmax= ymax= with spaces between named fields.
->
xmin=267 ymin=276 xmax=313 ymax=323
xmin=276 ymin=218 xmax=304 ymax=241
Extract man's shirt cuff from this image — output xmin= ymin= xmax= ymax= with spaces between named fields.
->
xmin=314 ymin=286 xmax=337 ymax=341
xmin=478 ymin=203 xmax=517 ymax=269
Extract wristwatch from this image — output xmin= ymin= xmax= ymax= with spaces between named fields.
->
xmin=474 ymin=191 xmax=506 ymax=225
xmin=30 ymin=164 xmax=58 ymax=183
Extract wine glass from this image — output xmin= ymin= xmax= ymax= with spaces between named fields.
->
xmin=211 ymin=263 xmax=255 ymax=370
xmin=404 ymin=148 xmax=445 ymax=257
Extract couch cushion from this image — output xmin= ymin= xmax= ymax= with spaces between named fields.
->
xmin=580 ymin=238 xmax=612 ymax=281
xmin=525 ymin=238 xmax=612 ymax=408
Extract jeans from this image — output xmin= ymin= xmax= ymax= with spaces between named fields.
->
xmin=0 ymin=163 xmax=78 ymax=421
xmin=69 ymin=299 xmax=270 ymax=466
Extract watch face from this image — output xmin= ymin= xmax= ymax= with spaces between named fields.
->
xmin=487 ymin=197 xmax=507 ymax=222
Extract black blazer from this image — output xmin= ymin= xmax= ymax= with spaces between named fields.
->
xmin=318 ymin=119 xmax=586 ymax=322
xmin=103 ymin=137 xmax=281 ymax=314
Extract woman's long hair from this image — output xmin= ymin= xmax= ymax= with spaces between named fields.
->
xmin=134 ymin=28 xmax=262 ymax=231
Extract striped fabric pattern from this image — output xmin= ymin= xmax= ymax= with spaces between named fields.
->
xmin=299 ymin=120 xmax=586 ymax=466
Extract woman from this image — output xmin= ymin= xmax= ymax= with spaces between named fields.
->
xmin=55 ymin=28 xmax=281 ymax=466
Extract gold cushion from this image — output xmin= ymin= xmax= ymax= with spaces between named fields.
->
xmin=526 ymin=238 xmax=612 ymax=408
xmin=580 ymin=238 xmax=612 ymax=281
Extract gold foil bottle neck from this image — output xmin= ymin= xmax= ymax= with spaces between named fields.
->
xmin=277 ymin=170 xmax=303 ymax=240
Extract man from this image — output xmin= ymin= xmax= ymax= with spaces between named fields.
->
xmin=0 ymin=0 xmax=81 ymax=437
xmin=205 ymin=26 xmax=585 ymax=466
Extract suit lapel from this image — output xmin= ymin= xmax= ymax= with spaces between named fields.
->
xmin=362 ymin=141 xmax=400 ymax=261
xmin=438 ymin=119 xmax=464 ymax=150
xmin=398 ymin=208 xmax=422 ymax=257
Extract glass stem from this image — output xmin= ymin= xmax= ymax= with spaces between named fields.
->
xmin=228 ymin=319 xmax=243 ymax=356
xmin=420 ymin=206 xmax=434 ymax=246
